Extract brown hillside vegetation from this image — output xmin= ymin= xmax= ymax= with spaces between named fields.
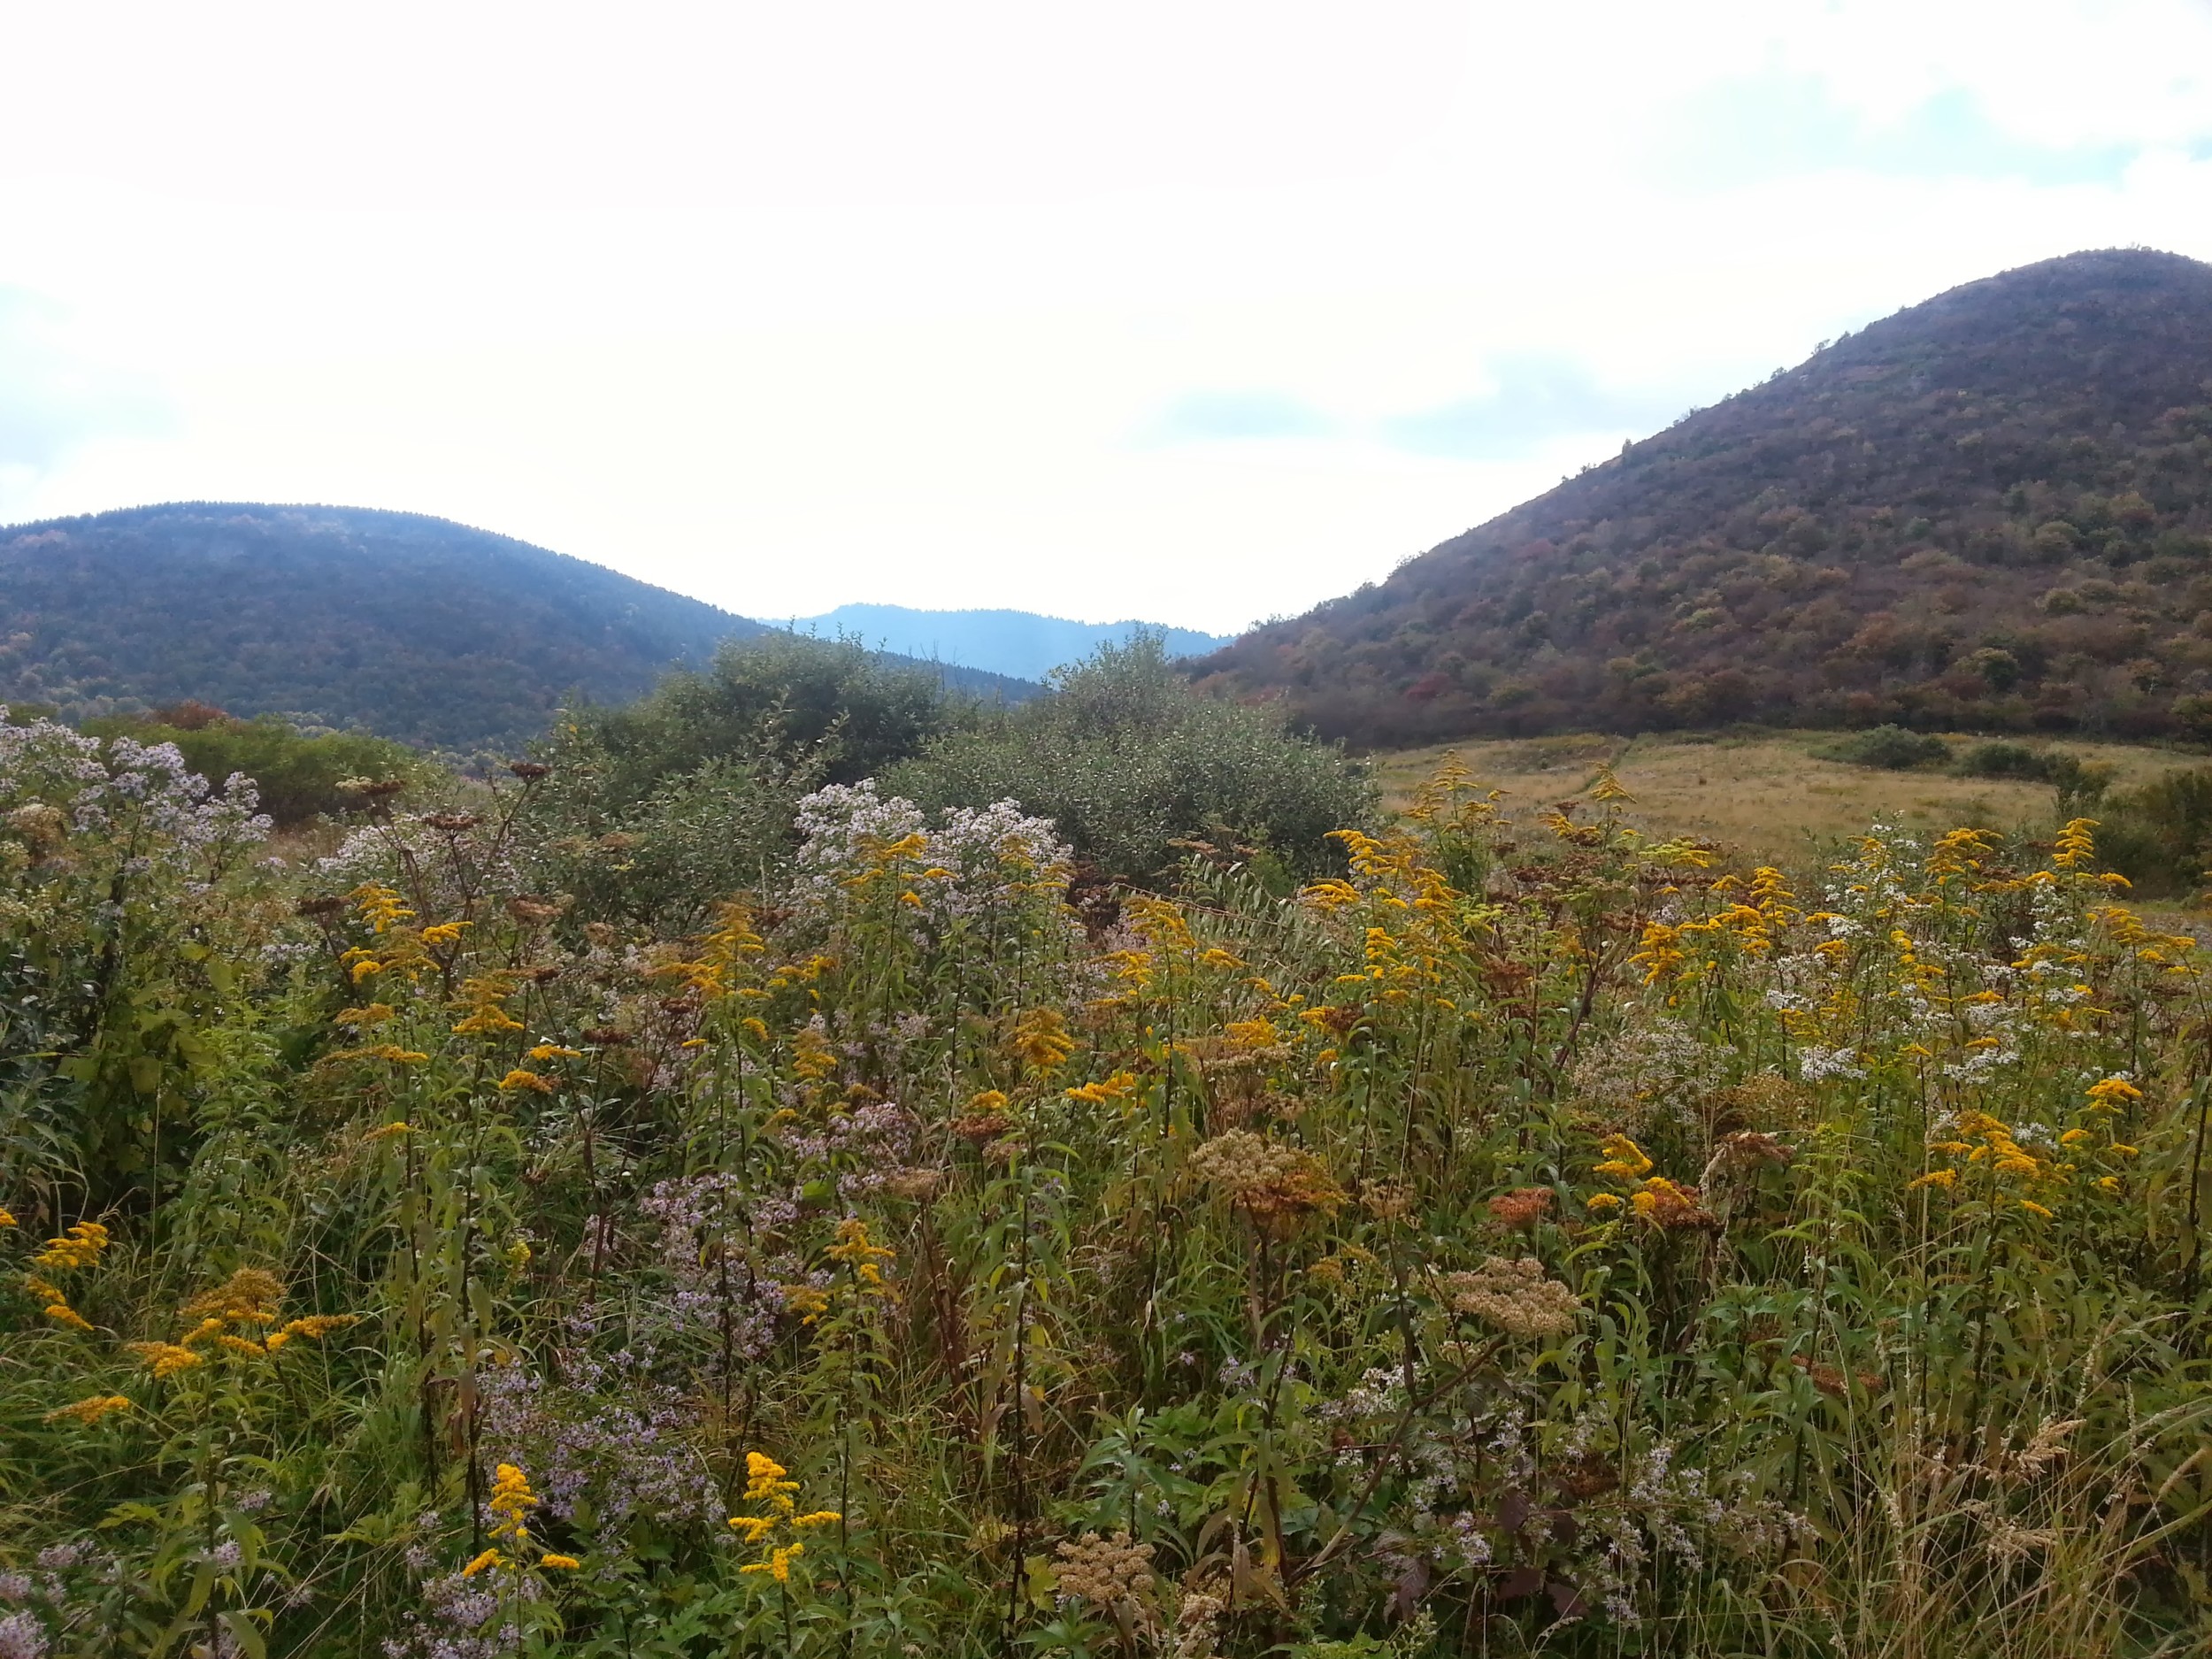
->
xmin=1197 ymin=249 xmax=2212 ymax=747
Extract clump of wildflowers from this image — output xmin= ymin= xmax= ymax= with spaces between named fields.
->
xmin=1439 ymin=1256 xmax=1581 ymax=1340
xmin=1188 ymin=1129 xmax=1342 ymax=1233
xmin=1052 ymin=1530 xmax=1157 ymax=1626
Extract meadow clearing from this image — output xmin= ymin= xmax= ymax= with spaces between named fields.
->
xmin=7 ymin=665 xmax=2212 ymax=1657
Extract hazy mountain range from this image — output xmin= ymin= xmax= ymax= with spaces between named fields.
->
xmin=9 ymin=250 xmax=2210 ymax=756
xmin=784 ymin=603 xmax=1232 ymax=684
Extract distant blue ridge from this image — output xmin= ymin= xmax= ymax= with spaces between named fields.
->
xmin=784 ymin=604 xmax=1232 ymax=685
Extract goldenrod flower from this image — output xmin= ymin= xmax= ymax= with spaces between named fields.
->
xmin=43 ymin=1302 xmax=95 ymax=1333
xmin=2020 ymin=1201 xmax=2055 ymax=1220
xmin=489 ymin=1463 xmax=540 ymax=1532
xmin=540 ymin=1553 xmax=581 ymax=1571
xmin=741 ymin=1542 xmax=803 ymax=1582
xmin=1908 ymin=1169 xmax=1957 ymax=1191
xmin=1594 ymin=1134 xmax=1654 ymax=1180
xmin=0 ymin=1208 xmax=16 ymax=1227
xmin=745 ymin=1452 xmax=800 ymax=1505
xmin=419 ymin=920 xmax=471 ymax=946
xmin=461 ymin=1548 xmax=504 ymax=1578
xmin=363 ymin=1121 xmax=412 ymax=1143
xmin=34 ymin=1220 xmax=109 ymax=1271
xmin=2086 ymin=1076 xmax=2142 ymax=1110
xmin=1586 ymin=1193 xmax=1624 ymax=1213
xmin=334 ymin=1002 xmax=396 ymax=1027
xmin=452 ymin=974 xmax=526 ymax=1036
xmin=496 ymin=1069 xmax=553 ymax=1093
xmin=184 ymin=1268 xmax=284 ymax=1325
xmin=1223 ymin=1018 xmax=1280 ymax=1051
xmin=129 ymin=1341 xmax=204 ymax=1377
xmin=526 ymin=1043 xmax=582 ymax=1061
xmin=1010 ymin=1007 xmax=1075 ymax=1073
xmin=351 ymin=883 xmax=416 ymax=933
xmin=2052 ymin=818 xmax=2099 ymax=870
xmin=45 ymin=1393 xmax=132 ymax=1426
xmin=277 ymin=1314 xmax=357 ymax=1341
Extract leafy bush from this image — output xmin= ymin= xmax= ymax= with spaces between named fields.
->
xmin=544 ymin=632 xmax=956 ymax=808
xmin=517 ymin=634 xmax=965 ymax=927
xmin=78 ymin=708 xmax=433 ymax=826
xmin=1953 ymin=741 xmax=2113 ymax=810
xmin=2096 ymin=765 xmax=2212 ymax=895
xmin=1814 ymin=724 xmax=1951 ymax=770
xmin=523 ymin=757 xmax=806 ymax=931
xmin=887 ymin=634 xmax=1375 ymax=883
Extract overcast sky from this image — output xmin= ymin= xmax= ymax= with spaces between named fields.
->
xmin=3 ymin=1 xmax=2209 ymax=634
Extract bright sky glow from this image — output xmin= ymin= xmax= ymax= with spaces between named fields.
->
xmin=3 ymin=1 xmax=2209 ymax=633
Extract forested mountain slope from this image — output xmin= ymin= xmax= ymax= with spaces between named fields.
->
xmin=1195 ymin=249 xmax=2212 ymax=746
xmin=0 ymin=503 xmax=1033 ymax=748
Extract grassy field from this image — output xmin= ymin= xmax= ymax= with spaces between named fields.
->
xmin=1370 ymin=729 xmax=2200 ymax=859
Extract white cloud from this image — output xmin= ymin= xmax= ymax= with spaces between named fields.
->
xmin=0 ymin=2 xmax=2208 ymax=632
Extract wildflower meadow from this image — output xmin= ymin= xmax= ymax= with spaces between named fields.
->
xmin=4 ymin=694 xmax=2212 ymax=1658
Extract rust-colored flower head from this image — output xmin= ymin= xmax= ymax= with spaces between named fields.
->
xmin=1630 ymin=1177 xmax=1718 ymax=1231
xmin=507 ymin=762 xmax=552 ymax=781
xmin=1486 ymin=1187 xmax=1555 ymax=1230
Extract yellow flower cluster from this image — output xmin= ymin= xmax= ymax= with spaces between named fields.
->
xmin=1010 ymin=1006 xmax=1076 ymax=1073
xmin=452 ymin=973 xmax=525 ymax=1036
xmin=125 ymin=1268 xmax=357 ymax=1375
xmin=44 ymin=1393 xmax=132 ymax=1426
xmin=459 ymin=1461 xmax=580 ymax=1577
xmin=729 ymin=1451 xmax=840 ymax=1584
xmin=28 ymin=1220 xmax=109 ymax=1333
xmin=824 ymin=1217 xmax=896 ymax=1293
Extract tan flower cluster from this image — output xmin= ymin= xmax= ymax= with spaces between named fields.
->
xmin=1439 ymin=1256 xmax=1581 ymax=1340
xmin=1188 ymin=1129 xmax=1342 ymax=1233
xmin=1053 ymin=1530 xmax=1156 ymax=1616
xmin=1171 ymin=1589 xmax=1225 ymax=1658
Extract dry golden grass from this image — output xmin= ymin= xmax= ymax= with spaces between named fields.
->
xmin=1370 ymin=730 xmax=2198 ymax=859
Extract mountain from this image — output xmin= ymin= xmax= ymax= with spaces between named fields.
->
xmin=1194 ymin=249 xmax=2212 ymax=747
xmin=787 ymin=603 xmax=1232 ymax=683
xmin=0 ymin=503 xmax=1034 ymax=749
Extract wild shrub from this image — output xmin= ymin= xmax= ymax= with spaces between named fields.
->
xmin=2095 ymin=764 xmax=2212 ymax=895
xmin=1953 ymin=741 xmax=2113 ymax=811
xmin=1814 ymin=723 xmax=1951 ymax=769
xmin=80 ymin=707 xmax=430 ymax=826
xmin=518 ymin=633 xmax=963 ymax=926
xmin=888 ymin=634 xmax=1375 ymax=883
